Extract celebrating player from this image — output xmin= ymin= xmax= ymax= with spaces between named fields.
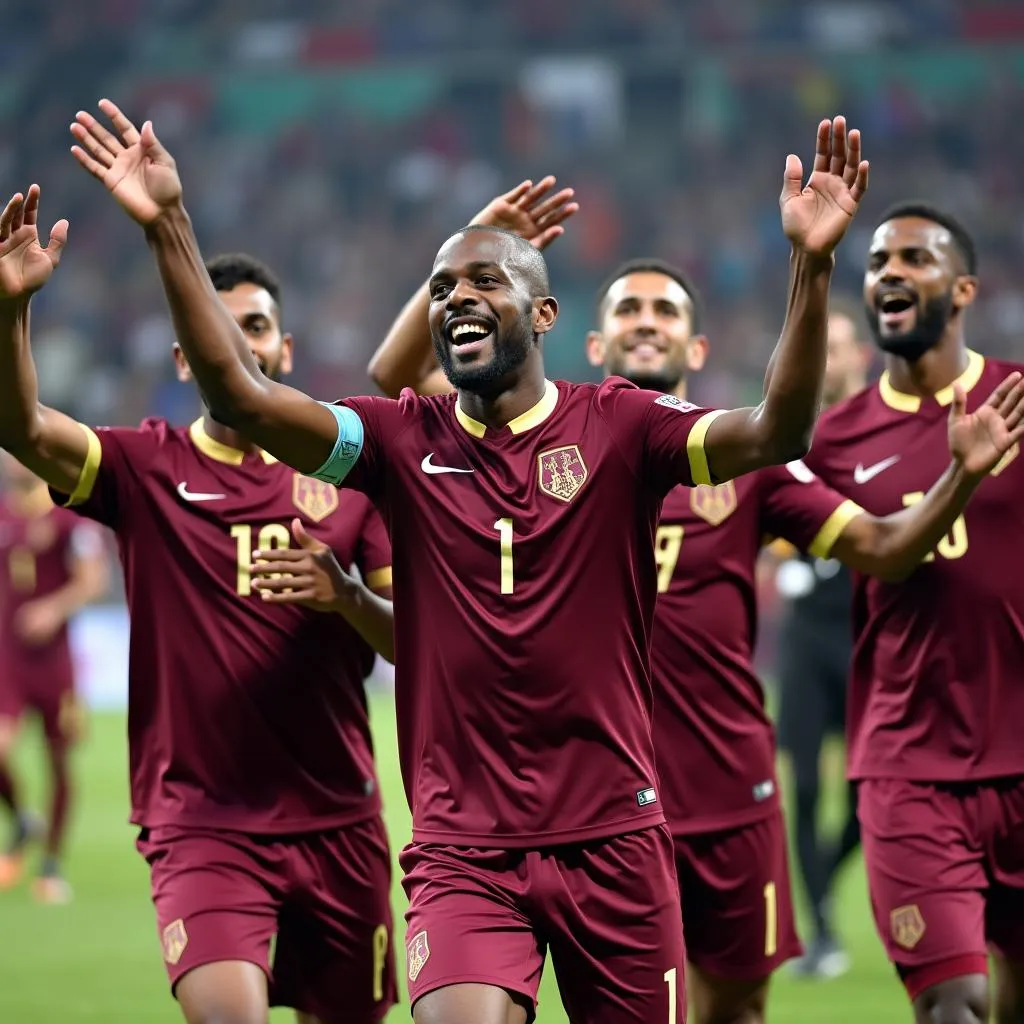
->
xmin=803 ymin=203 xmax=1024 ymax=1024
xmin=0 ymin=455 xmax=108 ymax=903
xmin=71 ymin=100 xmax=867 ymax=1024
xmin=0 ymin=183 xmax=397 ymax=1023
xmin=365 ymin=187 xmax=1024 ymax=1023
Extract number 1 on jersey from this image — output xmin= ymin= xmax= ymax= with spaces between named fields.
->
xmin=231 ymin=523 xmax=291 ymax=596
xmin=493 ymin=518 xmax=514 ymax=594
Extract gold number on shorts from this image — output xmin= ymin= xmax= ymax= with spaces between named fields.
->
xmin=372 ymin=923 xmax=389 ymax=1002
xmin=763 ymin=881 xmax=778 ymax=957
xmin=654 ymin=525 xmax=684 ymax=593
xmin=8 ymin=545 xmax=36 ymax=594
xmin=901 ymin=492 xmax=969 ymax=562
xmin=230 ymin=523 xmax=291 ymax=596
xmin=493 ymin=517 xmax=514 ymax=594
xmin=663 ymin=966 xmax=677 ymax=1023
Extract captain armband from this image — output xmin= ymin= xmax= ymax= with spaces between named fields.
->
xmin=311 ymin=403 xmax=364 ymax=485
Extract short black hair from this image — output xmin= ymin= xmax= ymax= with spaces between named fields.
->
xmin=205 ymin=253 xmax=283 ymax=308
xmin=875 ymin=202 xmax=977 ymax=275
xmin=452 ymin=225 xmax=550 ymax=298
xmin=595 ymin=258 xmax=703 ymax=333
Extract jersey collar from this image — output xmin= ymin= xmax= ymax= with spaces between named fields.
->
xmin=455 ymin=380 xmax=559 ymax=439
xmin=878 ymin=349 xmax=985 ymax=413
xmin=189 ymin=419 xmax=278 ymax=465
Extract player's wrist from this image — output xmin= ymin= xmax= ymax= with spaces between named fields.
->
xmin=142 ymin=199 xmax=190 ymax=239
xmin=789 ymin=245 xmax=835 ymax=273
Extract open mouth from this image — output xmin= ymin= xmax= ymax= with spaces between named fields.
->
xmin=445 ymin=316 xmax=495 ymax=356
xmin=876 ymin=290 xmax=916 ymax=329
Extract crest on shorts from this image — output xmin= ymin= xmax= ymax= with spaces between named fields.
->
xmin=689 ymin=481 xmax=737 ymax=526
xmin=407 ymin=930 xmax=430 ymax=982
xmin=992 ymin=442 xmax=1019 ymax=478
xmin=162 ymin=918 xmax=188 ymax=965
xmin=890 ymin=904 xmax=926 ymax=950
xmin=292 ymin=474 xmax=339 ymax=523
xmin=538 ymin=445 xmax=588 ymax=503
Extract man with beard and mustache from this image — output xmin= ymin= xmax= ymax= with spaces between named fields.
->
xmin=70 ymin=101 xmax=875 ymax=1024
xmin=0 ymin=214 xmax=398 ymax=1024
xmin=804 ymin=202 xmax=1024 ymax=1024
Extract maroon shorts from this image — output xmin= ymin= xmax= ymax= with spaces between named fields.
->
xmin=0 ymin=670 xmax=78 ymax=742
xmin=860 ymin=777 xmax=1024 ymax=997
xmin=400 ymin=825 xmax=686 ymax=1024
xmin=136 ymin=816 xmax=397 ymax=1022
xmin=673 ymin=810 xmax=802 ymax=980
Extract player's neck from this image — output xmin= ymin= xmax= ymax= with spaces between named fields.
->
xmin=201 ymin=415 xmax=259 ymax=456
xmin=884 ymin=334 xmax=969 ymax=398
xmin=456 ymin=369 xmax=548 ymax=432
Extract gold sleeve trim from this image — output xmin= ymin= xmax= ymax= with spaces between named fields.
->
xmin=808 ymin=499 xmax=864 ymax=559
xmin=365 ymin=566 xmax=393 ymax=591
xmin=686 ymin=410 xmax=727 ymax=486
xmin=64 ymin=425 xmax=103 ymax=508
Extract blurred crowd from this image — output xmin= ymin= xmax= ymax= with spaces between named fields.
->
xmin=5 ymin=1 xmax=1024 ymax=426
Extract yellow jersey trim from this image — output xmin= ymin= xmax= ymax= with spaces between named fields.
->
xmin=365 ymin=566 xmax=393 ymax=591
xmin=879 ymin=350 xmax=985 ymax=413
xmin=64 ymin=424 xmax=103 ymax=507
xmin=455 ymin=380 xmax=558 ymax=439
xmin=686 ymin=409 xmax=727 ymax=486
xmin=189 ymin=418 xmax=276 ymax=465
xmin=808 ymin=499 xmax=864 ymax=559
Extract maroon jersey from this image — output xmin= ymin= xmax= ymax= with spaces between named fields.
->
xmin=0 ymin=498 xmax=100 ymax=688
xmin=651 ymin=463 xmax=860 ymax=833
xmin=805 ymin=351 xmax=1024 ymax=781
xmin=334 ymin=378 xmax=719 ymax=846
xmin=53 ymin=418 xmax=392 ymax=833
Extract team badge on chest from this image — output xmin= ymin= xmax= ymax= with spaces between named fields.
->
xmin=292 ymin=474 xmax=339 ymax=523
xmin=538 ymin=445 xmax=588 ymax=503
xmin=690 ymin=481 xmax=737 ymax=526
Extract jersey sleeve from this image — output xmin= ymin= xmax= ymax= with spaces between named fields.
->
xmin=48 ymin=424 xmax=162 ymax=531
xmin=354 ymin=499 xmax=393 ymax=593
xmin=594 ymin=380 xmax=722 ymax=494
xmin=759 ymin=460 xmax=864 ymax=559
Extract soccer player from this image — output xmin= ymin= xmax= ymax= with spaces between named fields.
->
xmin=366 ymin=211 xmax=1024 ymax=1024
xmin=0 ymin=189 xmax=397 ymax=1023
xmin=0 ymin=454 xmax=108 ymax=903
xmin=71 ymin=101 xmax=868 ymax=1024
xmin=774 ymin=304 xmax=871 ymax=979
xmin=802 ymin=202 xmax=1024 ymax=1024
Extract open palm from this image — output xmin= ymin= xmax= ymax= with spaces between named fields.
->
xmin=472 ymin=177 xmax=579 ymax=251
xmin=780 ymin=116 xmax=869 ymax=258
xmin=0 ymin=185 xmax=68 ymax=300
xmin=949 ymin=373 xmax=1024 ymax=476
xmin=70 ymin=99 xmax=182 ymax=226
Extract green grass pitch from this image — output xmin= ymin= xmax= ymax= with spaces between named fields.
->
xmin=0 ymin=695 xmax=910 ymax=1022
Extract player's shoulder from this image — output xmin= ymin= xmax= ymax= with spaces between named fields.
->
xmin=982 ymin=356 xmax=1024 ymax=381
xmin=94 ymin=416 xmax=183 ymax=446
xmin=584 ymin=375 xmax=702 ymax=414
xmin=814 ymin=383 xmax=884 ymax=443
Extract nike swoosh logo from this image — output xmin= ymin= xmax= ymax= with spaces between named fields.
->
xmin=177 ymin=482 xmax=227 ymax=502
xmin=853 ymin=455 xmax=901 ymax=485
xmin=421 ymin=453 xmax=475 ymax=476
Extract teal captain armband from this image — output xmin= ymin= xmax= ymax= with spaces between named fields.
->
xmin=311 ymin=402 xmax=364 ymax=485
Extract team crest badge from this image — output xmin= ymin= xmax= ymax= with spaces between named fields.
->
xmin=162 ymin=918 xmax=188 ymax=965
xmin=890 ymin=904 xmax=926 ymax=950
xmin=690 ymin=481 xmax=737 ymax=526
xmin=538 ymin=445 xmax=588 ymax=503
xmin=292 ymin=474 xmax=339 ymax=523
xmin=407 ymin=930 xmax=430 ymax=982
xmin=992 ymin=442 xmax=1019 ymax=477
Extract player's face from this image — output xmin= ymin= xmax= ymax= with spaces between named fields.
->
xmin=863 ymin=217 xmax=976 ymax=362
xmin=428 ymin=233 xmax=556 ymax=394
xmin=823 ymin=313 xmax=869 ymax=405
xmin=174 ymin=282 xmax=293 ymax=383
xmin=587 ymin=272 xmax=707 ymax=393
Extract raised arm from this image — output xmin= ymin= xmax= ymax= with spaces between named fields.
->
xmin=367 ymin=177 xmax=578 ymax=398
xmin=70 ymin=101 xmax=339 ymax=475
xmin=828 ymin=373 xmax=1024 ymax=582
xmin=701 ymin=116 xmax=870 ymax=483
xmin=0 ymin=186 xmax=94 ymax=497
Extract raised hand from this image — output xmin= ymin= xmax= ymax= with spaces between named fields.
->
xmin=949 ymin=372 xmax=1024 ymax=477
xmin=251 ymin=519 xmax=354 ymax=612
xmin=70 ymin=99 xmax=181 ymax=226
xmin=0 ymin=186 xmax=68 ymax=301
xmin=780 ymin=116 xmax=869 ymax=258
xmin=471 ymin=177 xmax=579 ymax=251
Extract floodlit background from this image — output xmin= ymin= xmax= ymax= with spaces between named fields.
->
xmin=2 ymin=2 xmax=1022 ymax=1020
